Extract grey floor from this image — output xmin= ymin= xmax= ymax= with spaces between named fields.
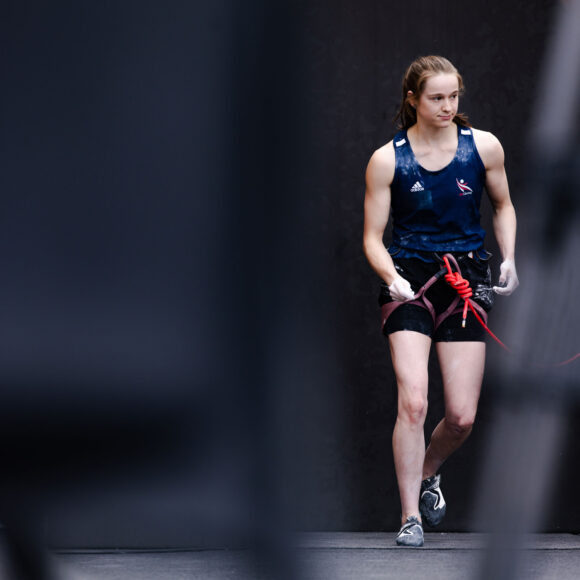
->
xmin=52 ymin=533 xmax=580 ymax=580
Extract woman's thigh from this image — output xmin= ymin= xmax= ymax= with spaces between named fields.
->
xmin=435 ymin=341 xmax=486 ymax=419
xmin=389 ymin=330 xmax=432 ymax=406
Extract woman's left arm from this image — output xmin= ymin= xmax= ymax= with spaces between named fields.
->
xmin=473 ymin=129 xmax=519 ymax=295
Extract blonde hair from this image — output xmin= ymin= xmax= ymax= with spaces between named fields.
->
xmin=395 ymin=55 xmax=470 ymax=130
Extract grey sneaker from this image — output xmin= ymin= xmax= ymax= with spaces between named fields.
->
xmin=395 ymin=516 xmax=424 ymax=547
xmin=420 ymin=474 xmax=446 ymax=527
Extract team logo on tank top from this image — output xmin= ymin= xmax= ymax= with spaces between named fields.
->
xmin=410 ymin=181 xmax=425 ymax=192
xmin=456 ymin=178 xmax=473 ymax=196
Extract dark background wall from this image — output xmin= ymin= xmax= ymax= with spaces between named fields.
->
xmin=0 ymin=0 xmax=577 ymax=548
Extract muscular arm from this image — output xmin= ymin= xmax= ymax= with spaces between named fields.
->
xmin=363 ymin=144 xmax=410 ymax=293
xmin=473 ymin=130 xmax=519 ymax=294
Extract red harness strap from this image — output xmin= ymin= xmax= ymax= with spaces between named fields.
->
xmin=380 ymin=253 xmax=488 ymax=334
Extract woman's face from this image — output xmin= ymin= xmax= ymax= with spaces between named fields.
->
xmin=411 ymin=73 xmax=460 ymax=128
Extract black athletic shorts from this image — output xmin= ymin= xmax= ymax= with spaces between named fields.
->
xmin=378 ymin=250 xmax=495 ymax=342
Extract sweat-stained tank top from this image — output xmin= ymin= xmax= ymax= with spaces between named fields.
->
xmin=388 ymin=124 xmax=487 ymax=262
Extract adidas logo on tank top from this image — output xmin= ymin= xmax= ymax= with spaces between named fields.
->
xmin=410 ymin=181 xmax=425 ymax=192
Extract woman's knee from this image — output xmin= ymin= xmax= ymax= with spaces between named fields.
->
xmin=398 ymin=393 xmax=428 ymax=425
xmin=446 ymin=411 xmax=476 ymax=436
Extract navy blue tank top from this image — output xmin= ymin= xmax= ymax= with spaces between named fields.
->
xmin=389 ymin=125 xmax=487 ymax=261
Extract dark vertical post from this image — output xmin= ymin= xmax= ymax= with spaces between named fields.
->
xmin=474 ymin=1 xmax=580 ymax=578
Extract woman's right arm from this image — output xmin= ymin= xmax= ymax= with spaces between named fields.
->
xmin=363 ymin=145 xmax=414 ymax=300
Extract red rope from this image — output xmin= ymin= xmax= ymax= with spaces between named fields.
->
xmin=442 ymin=256 xmax=579 ymax=366
xmin=466 ymin=300 xmax=511 ymax=352
xmin=443 ymin=262 xmax=473 ymax=328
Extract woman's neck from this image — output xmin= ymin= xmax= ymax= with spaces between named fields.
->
xmin=408 ymin=121 xmax=457 ymax=147
xmin=406 ymin=122 xmax=459 ymax=171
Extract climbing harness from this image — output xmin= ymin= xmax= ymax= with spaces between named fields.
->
xmin=381 ymin=252 xmax=580 ymax=368
xmin=380 ymin=253 xmax=488 ymax=336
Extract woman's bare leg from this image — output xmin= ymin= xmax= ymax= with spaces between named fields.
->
xmin=422 ymin=341 xmax=485 ymax=479
xmin=389 ymin=330 xmax=432 ymax=523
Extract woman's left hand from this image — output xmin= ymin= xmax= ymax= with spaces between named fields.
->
xmin=493 ymin=259 xmax=519 ymax=295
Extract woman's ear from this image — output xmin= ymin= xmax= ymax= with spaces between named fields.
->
xmin=407 ymin=90 xmax=416 ymax=109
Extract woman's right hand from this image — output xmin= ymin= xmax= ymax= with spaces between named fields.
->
xmin=388 ymin=276 xmax=415 ymax=301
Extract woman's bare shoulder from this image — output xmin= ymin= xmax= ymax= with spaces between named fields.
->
xmin=471 ymin=128 xmax=505 ymax=167
xmin=368 ymin=140 xmax=396 ymax=170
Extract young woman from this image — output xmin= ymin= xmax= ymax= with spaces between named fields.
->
xmin=363 ymin=56 xmax=518 ymax=547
